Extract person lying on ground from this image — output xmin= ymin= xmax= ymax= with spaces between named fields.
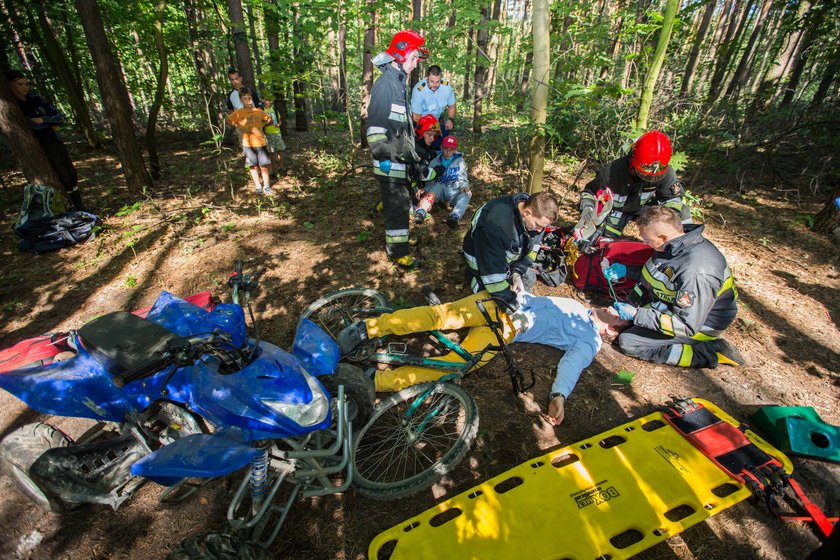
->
xmin=613 ymin=205 xmax=745 ymax=368
xmin=337 ymin=290 xmax=629 ymax=426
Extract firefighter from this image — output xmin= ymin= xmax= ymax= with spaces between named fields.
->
xmin=612 ymin=206 xmax=745 ymax=368
xmin=365 ymin=30 xmax=428 ymax=271
xmin=463 ymin=192 xmax=559 ymax=312
xmin=576 ymin=130 xmax=690 ymax=241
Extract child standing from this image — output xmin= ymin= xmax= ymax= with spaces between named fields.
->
xmin=262 ymin=98 xmax=285 ymax=173
xmin=227 ymin=88 xmax=273 ymax=195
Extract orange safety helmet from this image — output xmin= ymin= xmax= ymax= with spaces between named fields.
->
xmin=416 ymin=114 xmax=441 ymax=138
xmin=387 ymin=30 xmax=429 ymax=64
xmin=629 ymin=130 xmax=672 ymax=182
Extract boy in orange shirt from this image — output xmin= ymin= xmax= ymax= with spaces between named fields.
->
xmin=227 ymin=88 xmax=273 ymax=195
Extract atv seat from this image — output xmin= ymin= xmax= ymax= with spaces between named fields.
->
xmin=79 ymin=311 xmax=179 ymax=374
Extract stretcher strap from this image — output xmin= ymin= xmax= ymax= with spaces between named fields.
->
xmin=784 ymin=478 xmax=835 ymax=538
xmin=665 ymin=399 xmax=834 ymax=539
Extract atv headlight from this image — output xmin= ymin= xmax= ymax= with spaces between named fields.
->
xmin=262 ymin=367 xmax=329 ymax=427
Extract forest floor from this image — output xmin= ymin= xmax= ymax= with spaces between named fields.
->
xmin=0 ymin=126 xmax=837 ymax=560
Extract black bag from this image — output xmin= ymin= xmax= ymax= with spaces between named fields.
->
xmin=15 ymin=210 xmax=98 ymax=254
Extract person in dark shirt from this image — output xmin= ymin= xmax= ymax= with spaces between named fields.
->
xmin=575 ymin=130 xmax=689 ymax=241
xmin=5 ymin=70 xmax=83 ymax=210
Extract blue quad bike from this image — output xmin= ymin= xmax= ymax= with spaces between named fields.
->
xmin=0 ymin=262 xmax=375 ymax=558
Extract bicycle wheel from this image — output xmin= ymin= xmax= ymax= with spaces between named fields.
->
xmin=298 ymin=288 xmax=390 ymax=341
xmin=352 ymin=382 xmax=479 ymax=500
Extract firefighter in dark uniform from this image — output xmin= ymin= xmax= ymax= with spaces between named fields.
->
xmin=365 ymin=30 xmax=428 ymax=271
xmin=612 ymin=206 xmax=744 ymax=368
xmin=576 ymin=130 xmax=690 ymax=240
xmin=412 ymin=114 xmax=446 ymax=223
xmin=463 ymin=192 xmax=559 ymax=311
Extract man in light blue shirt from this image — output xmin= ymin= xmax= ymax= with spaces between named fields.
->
xmin=411 ymin=65 xmax=456 ymax=145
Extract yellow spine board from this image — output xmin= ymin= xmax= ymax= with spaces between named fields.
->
xmin=369 ymin=399 xmax=792 ymax=560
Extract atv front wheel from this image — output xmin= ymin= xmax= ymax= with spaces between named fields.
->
xmin=0 ymin=422 xmax=72 ymax=512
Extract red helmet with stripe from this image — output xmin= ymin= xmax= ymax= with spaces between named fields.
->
xmin=630 ymin=130 xmax=672 ymax=182
xmin=387 ymin=30 xmax=429 ymax=64
xmin=416 ymin=114 xmax=441 ymax=138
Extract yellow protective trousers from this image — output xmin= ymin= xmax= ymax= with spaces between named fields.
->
xmin=368 ymin=291 xmax=517 ymax=392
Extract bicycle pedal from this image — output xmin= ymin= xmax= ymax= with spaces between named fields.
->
xmin=387 ymin=342 xmax=408 ymax=355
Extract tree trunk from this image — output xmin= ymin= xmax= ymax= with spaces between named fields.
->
xmin=696 ymin=0 xmax=735 ymax=91
xmin=748 ymin=4 xmax=785 ymax=94
xmin=756 ymin=1 xmax=811 ymax=100
xmin=707 ymin=0 xmax=755 ymax=104
xmin=247 ymin=3 xmax=263 ymax=92
xmin=810 ymin=53 xmax=840 ymax=107
xmin=227 ymin=0 xmax=255 ymax=88
xmin=600 ymin=8 xmax=625 ymax=81
xmin=779 ymin=1 xmax=828 ymax=107
xmin=635 ymin=0 xmax=678 ymax=130
xmin=265 ymin=6 xmax=288 ymax=136
xmin=409 ymin=0 xmax=422 ymax=89
xmin=359 ymin=1 xmax=375 ymax=148
xmin=24 ymin=1 xmax=101 ymax=148
xmin=184 ymin=0 xmax=220 ymax=133
xmin=0 ymin=78 xmax=63 ymax=188
xmin=75 ymin=0 xmax=153 ymax=194
xmin=725 ymin=0 xmax=773 ymax=99
xmin=337 ymin=2 xmax=348 ymax=114
xmin=622 ymin=0 xmax=652 ymax=90
xmin=681 ymin=0 xmax=716 ymax=96
xmin=812 ymin=187 xmax=840 ymax=240
xmin=463 ymin=26 xmax=473 ymax=102
xmin=472 ymin=2 xmax=491 ymax=134
xmin=485 ymin=0 xmax=503 ymax=101
xmin=527 ymin=0 xmax=549 ymax=194
xmin=146 ymin=0 xmax=167 ymax=180
xmin=292 ymin=7 xmax=308 ymax=131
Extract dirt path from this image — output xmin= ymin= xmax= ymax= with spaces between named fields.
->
xmin=0 ymin=131 xmax=837 ymax=559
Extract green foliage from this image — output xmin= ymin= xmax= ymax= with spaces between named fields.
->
xmin=303 ymin=221 xmax=315 ymax=229
xmin=794 ymin=214 xmax=815 ymax=229
xmin=124 ymin=275 xmax=138 ymax=288
xmin=613 ymin=369 xmax=636 ymax=384
xmin=116 ymin=201 xmax=143 ymax=217
xmin=357 ymin=230 xmax=371 ymax=242
xmin=668 ymin=151 xmax=688 ymax=173
xmin=681 ymin=189 xmax=706 ymax=221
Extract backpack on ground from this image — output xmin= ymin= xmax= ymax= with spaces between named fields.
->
xmin=570 ymin=239 xmax=654 ymax=299
xmin=14 ymin=210 xmax=98 ymax=254
xmin=15 ymin=183 xmax=69 ymax=229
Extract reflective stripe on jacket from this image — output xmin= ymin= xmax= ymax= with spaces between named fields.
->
xmin=631 ymin=224 xmax=738 ymax=339
xmin=463 ymin=193 xmax=540 ymax=307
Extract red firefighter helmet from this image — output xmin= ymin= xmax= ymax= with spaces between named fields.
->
xmin=629 ymin=130 xmax=672 ymax=182
xmin=387 ymin=30 xmax=429 ymax=64
xmin=416 ymin=114 xmax=441 ymax=138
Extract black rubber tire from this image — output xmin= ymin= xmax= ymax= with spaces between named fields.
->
xmin=166 ymin=532 xmax=269 ymax=560
xmin=0 ymin=422 xmax=72 ymax=512
xmin=352 ymin=382 xmax=479 ymax=500
xmin=297 ymin=288 xmax=390 ymax=341
xmin=318 ymin=363 xmax=375 ymax=429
